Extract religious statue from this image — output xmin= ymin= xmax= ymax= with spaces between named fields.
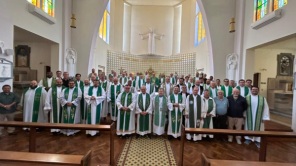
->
xmin=139 ymin=28 xmax=164 ymax=55
xmin=277 ymin=53 xmax=294 ymax=76
xmin=0 ymin=41 xmax=4 ymax=55
xmin=226 ymin=53 xmax=238 ymax=80
xmin=15 ymin=45 xmax=31 ymax=67
xmin=66 ymin=48 xmax=77 ymax=76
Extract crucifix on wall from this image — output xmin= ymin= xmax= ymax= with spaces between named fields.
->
xmin=139 ymin=28 xmax=164 ymax=55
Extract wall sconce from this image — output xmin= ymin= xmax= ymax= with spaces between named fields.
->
xmin=70 ymin=14 xmax=76 ymax=28
xmin=229 ymin=17 xmax=235 ymax=33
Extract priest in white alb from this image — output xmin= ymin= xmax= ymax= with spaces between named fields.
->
xmin=136 ymin=85 xmax=152 ymax=138
xmin=153 ymin=88 xmax=168 ymax=136
xmin=116 ymin=85 xmax=136 ymax=137
xmin=44 ymin=79 xmax=64 ymax=134
xmin=20 ymin=80 xmax=47 ymax=130
xmin=167 ymin=86 xmax=186 ymax=139
xmin=185 ymin=87 xmax=205 ymax=141
xmin=59 ymin=80 xmax=82 ymax=136
xmin=84 ymin=79 xmax=106 ymax=136
xmin=244 ymin=86 xmax=270 ymax=148
xmin=107 ymin=77 xmax=123 ymax=121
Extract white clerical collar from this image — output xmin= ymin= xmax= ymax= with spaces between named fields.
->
xmin=240 ymin=86 xmax=244 ymax=88
xmin=93 ymin=86 xmax=98 ymax=89
xmin=146 ymin=83 xmax=150 ymax=85
xmin=166 ymin=83 xmax=170 ymax=85
xmin=84 ymin=85 xmax=89 ymax=87
xmin=193 ymin=95 xmax=197 ymax=97
xmin=142 ymin=93 xmax=146 ymax=96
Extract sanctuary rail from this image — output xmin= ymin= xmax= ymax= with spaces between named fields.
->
xmin=179 ymin=125 xmax=296 ymax=166
xmin=0 ymin=122 xmax=115 ymax=166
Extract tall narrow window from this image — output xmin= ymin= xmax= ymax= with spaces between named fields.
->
xmin=273 ymin=0 xmax=287 ymax=11
xmin=27 ymin=0 xmax=55 ymax=17
xmin=194 ymin=1 xmax=206 ymax=47
xmin=99 ymin=1 xmax=110 ymax=44
xmin=254 ymin=0 xmax=268 ymax=21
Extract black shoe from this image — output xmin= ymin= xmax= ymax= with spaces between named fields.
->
xmin=147 ymin=134 xmax=152 ymax=139
xmin=168 ymin=135 xmax=173 ymax=140
xmin=87 ymin=134 xmax=91 ymax=137
xmin=177 ymin=137 xmax=181 ymax=141
xmin=136 ymin=134 xmax=140 ymax=139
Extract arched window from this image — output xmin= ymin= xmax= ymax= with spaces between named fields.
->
xmin=254 ymin=0 xmax=287 ymax=21
xmin=27 ymin=0 xmax=55 ymax=17
xmin=273 ymin=0 xmax=288 ymax=11
xmin=194 ymin=1 xmax=206 ymax=47
xmin=99 ymin=1 xmax=111 ymax=44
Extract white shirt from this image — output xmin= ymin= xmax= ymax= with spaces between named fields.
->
xmin=146 ymin=83 xmax=151 ymax=94
xmin=224 ymin=86 xmax=229 ymax=97
xmin=240 ymin=86 xmax=245 ymax=97
xmin=211 ymin=88 xmax=217 ymax=98
xmin=165 ymin=83 xmax=171 ymax=97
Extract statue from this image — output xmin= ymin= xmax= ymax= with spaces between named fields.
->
xmin=227 ymin=53 xmax=238 ymax=80
xmin=0 ymin=41 xmax=4 ymax=55
xmin=66 ymin=48 xmax=77 ymax=76
xmin=139 ymin=28 xmax=164 ymax=55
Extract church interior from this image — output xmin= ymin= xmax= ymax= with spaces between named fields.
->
xmin=0 ymin=0 xmax=296 ymax=165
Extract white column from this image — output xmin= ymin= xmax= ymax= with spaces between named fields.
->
xmin=233 ymin=0 xmax=245 ymax=81
xmin=62 ymin=0 xmax=72 ymax=72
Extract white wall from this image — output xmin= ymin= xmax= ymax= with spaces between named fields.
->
xmin=173 ymin=5 xmax=182 ymax=54
xmin=130 ymin=5 xmax=174 ymax=55
xmin=0 ymin=16 xmax=14 ymax=91
xmin=201 ymin=0 xmax=236 ymax=78
xmin=14 ymin=42 xmax=52 ymax=81
xmin=72 ymin=0 xmax=109 ymax=77
xmin=253 ymin=48 xmax=295 ymax=97
xmin=123 ymin=3 xmax=132 ymax=53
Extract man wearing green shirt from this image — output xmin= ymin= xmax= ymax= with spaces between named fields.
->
xmin=0 ymin=85 xmax=19 ymax=135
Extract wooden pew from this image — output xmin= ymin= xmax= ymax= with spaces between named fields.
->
xmin=180 ymin=126 xmax=296 ymax=166
xmin=201 ymin=153 xmax=296 ymax=166
xmin=0 ymin=150 xmax=91 ymax=166
xmin=0 ymin=122 xmax=115 ymax=166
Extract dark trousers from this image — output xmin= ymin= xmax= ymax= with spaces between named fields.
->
xmin=213 ymin=115 xmax=228 ymax=129
xmin=213 ymin=115 xmax=228 ymax=140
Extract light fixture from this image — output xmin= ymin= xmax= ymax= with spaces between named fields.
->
xmin=229 ymin=17 xmax=235 ymax=33
xmin=70 ymin=14 xmax=76 ymax=28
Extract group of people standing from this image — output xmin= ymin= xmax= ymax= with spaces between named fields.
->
xmin=0 ymin=69 xmax=269 ymax=149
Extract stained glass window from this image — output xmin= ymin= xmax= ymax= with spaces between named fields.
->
xmin=194 ymin=1 xmax=206 ymax=47
xmin=254 ymin=0 xmax=268 ymax=21
xmin=99 ymin=1 xmax=110 ymax=44
xmin=27 ymin=0 xmax=55 ymax=17
xmin=273 ymin=0 xmax=288 ymax=11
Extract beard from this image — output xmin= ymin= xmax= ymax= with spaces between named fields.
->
xmin=30 ymin=85 xmax=38 ymax=89
xmin=233 ymin=95 xmax=238 ymax=99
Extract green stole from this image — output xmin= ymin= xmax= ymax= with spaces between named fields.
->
xmin=43 ymin=77 xmax=56 ymax=88
xmin=101 ymin=81 xmax=107 ymax=91
xmin=138 ymin=79 xmax=145 ymax=88
xmin=138 ymin=93 xmax=150 ymax=132
xmin=188 ymin=95 xmax=201 ymax=128
xmin=154 ymin=96 xmax=167 ymax=127
xmin=151 ymin=77 xmax=160 ymax=92
xmin=221 ymin=86 xmax=233 ymax=97
xmin=75 ymin=81 xmax=85 ymax=119
xmin=120 ymin=77 xmax=128 ymax=85
xmin=63 ymin=87 xmax=78 ymax=124
xmin=110 ymin=84 xmax=121 ymax=118
xmin=170 ymin=94 xmax=183 ymax=133
xmin=246 ymin=95 xmax=265 ymax=131
xmin=87 ymin=86 xmax=102 ymax=124
xmin=186 ymin=82 xmax=191 ymax=90
xmin=132 ymin=80 xmax=136 ymax=88
xmin=208 ymin=88 xmax=217 ymax=98
xmin=119 ymin=92 xmax=133 ymax=131
xmin=145 ymin=83 xmax=154 ymax=94
xmin=23 ymin=87 xmax=43 ymax=122
xmin=236 ymin=86 xmax=249 ymax=97
xmin=51 ymin=86 xmax=64 ymax=123
xmin=203 ymin=98 xmax=214 ymax=128
xmin=170 ymin=77 xmax=175 ymax=84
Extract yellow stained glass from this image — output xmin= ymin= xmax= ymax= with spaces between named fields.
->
xmin=98 ymin=1 xmax=110 ymax=44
